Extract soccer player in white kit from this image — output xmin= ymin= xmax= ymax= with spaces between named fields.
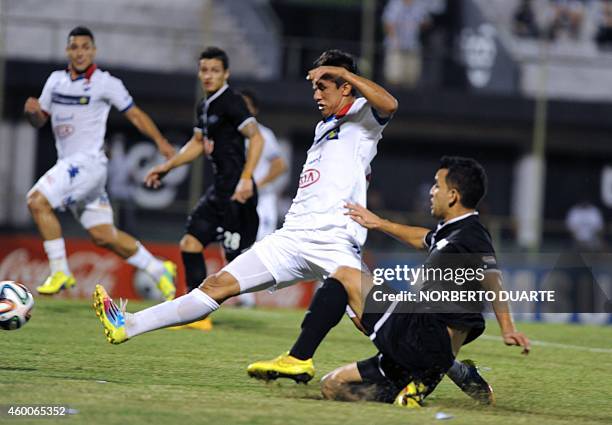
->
xmin=93 ymin=50 xmax=398 ymax=353
xmin=24 ymin=27 xmax=177 ymax=299
xmin=238 ymin=89 xmax=288 ymax=307
xmin=240 ymin=90 xmax=288 ymax=242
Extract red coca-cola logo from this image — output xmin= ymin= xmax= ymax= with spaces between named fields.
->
xmin=0 ymin=249 xmax=121 ymax=299
xmin=299 ymin=168 xmax=320 ymax=188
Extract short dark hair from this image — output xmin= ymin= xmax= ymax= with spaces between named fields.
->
xmin=240 ymin=89 xmax=259 ymax=113
xmin=200 ymin=47 xmax=229 ymax=70
xmin=439 ymin=156 xmax=488 ymax=209
xmin=313 ymin=49 xmax=358 ymax=95
xmin=68 ymin=26 xmax=95 ymax=43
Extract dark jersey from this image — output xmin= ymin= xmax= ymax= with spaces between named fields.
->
xmin=421 ymin=212 xmax=498 ymax=334
xmin=361 ymin=212 xmax=496 ymax=374
xmin=359 ymin=213 xmax=496 ymax=381
xmin=194 ymin=84 xmax=255 ymax=198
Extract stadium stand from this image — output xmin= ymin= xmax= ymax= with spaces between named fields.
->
xmin=2 ymin=0 xmax=280 ymax=78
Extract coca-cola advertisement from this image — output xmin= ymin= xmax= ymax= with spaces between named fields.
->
xmin=0 ymin=235 xmax=315 ymax=306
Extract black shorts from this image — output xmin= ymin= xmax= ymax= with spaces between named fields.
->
xmin=357 ymin=304 xmax=455 ymax=403
xmin=185 ymin=184 xmax=259 ymax=261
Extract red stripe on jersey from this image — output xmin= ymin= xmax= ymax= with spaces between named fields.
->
xmin=334 ymin=101 xmax=354 ymax=119
xmin=66 ymin=63 xmax=97 ymax=81
xmin=84 ymin=64 xmax=97 ymax=80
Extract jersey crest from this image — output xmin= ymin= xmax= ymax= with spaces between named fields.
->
xmin=326 ymin=127 xmax=340 ymax=140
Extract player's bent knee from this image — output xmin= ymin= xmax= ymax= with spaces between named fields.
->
xmin=331 ymin=266 xmax=362 ymax=291
xmin=200 ymin=271 xmax=240 ymax=303
xmin=180 ymin=234 xmax=204 ymax=252
xmin=88 ymin=226 xmax=116 ymax=248
xmin=27 ymin=191 xmax=51 ymax=214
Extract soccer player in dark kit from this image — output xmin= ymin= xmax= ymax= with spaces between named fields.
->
xmin=320 ymin=156 xmax=530 ymax=407
xmin=143 ymin=47 xmax=263 ymax=329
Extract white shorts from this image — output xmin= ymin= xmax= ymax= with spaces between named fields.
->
xmin=256 ymin=194 xmax=278 ymax=241
xmin=223 ymin=227 xmax=362 ymax=294
xmin=28 ymin=153 xmax=114 ymax=229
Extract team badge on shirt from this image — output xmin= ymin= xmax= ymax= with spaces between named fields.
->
xmin=326 ymin=128 xmax=340 ymax=140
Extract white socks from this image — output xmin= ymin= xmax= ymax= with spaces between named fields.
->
xmin=44 ymin=239 xmax=166 ymax=280
xmin=126 ymin=242 xmax=166 ymax=281
xmin=43 ymin=238 xmax=71 ymax=275
xmin=125 ymin=289 xmax=219 ymax=338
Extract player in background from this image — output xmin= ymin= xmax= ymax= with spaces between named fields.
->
xmin=92 ymin=50 xmax=397 ymax=355
xmin=237 ymin=89 xmax=288 ymax=308
xmin=142 ymin=47 xmax=264 ymax=330
xmin=24 ymin=26 xmax=177 ymax=299
xmin=321 ymin=157 xmax=530 ymax=407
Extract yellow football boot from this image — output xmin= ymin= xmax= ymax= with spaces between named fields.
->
xmin=36 ymin=271 xmax=76 ymax=295
xmin=247 ymin=352 xmax=315 ymax=383
xmin=157 ymin=261 xmax=177 ymax=301
xmin=92 ymin=284 xmax=128 ymax=345
xmin=394 ymin=381 xmax=427 ymax=408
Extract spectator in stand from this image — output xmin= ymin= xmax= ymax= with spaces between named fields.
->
xmin=513 ymin=0 xmax=541 ymax=38
xmin=566 ymin=200 xmax=605 ymax=251
xmin=547 ymin=0 xmax=588 ymax=40
xmin=595 ymin=0 xmax=612 ymax=47
xmin=382 ymin=0 xmax=432 ymax=88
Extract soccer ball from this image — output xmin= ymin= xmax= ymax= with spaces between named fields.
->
xmin=0 ymin=281 xmax=34 ymax=330
xmin=133 ymin=269 xmax=165 ymax=301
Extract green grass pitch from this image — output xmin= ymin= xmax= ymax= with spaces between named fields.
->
xmin=3 ymin=298 xmax=612 ymax=425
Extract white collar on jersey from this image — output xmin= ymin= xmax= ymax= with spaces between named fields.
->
xmin=205 ymin=83 xmax=229 ymax=106
xmin=435 ymin=211 xmax=479 ymax=233
xmin=428 ymin=210 xmax=479 ymax=250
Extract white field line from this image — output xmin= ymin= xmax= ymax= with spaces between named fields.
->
xmin=480 ymin=334 xmax=612 ymax=354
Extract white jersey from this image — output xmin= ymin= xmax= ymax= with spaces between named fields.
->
xmin=38 ymin=66 xmax=134 ymax=160
xmin=283 ymin=97 xmax=389 ymax=246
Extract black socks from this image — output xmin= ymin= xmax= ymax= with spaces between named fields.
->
xmin=181 ymin=251 xmax=207 ymax=292
xmin=290 ymin=277 xmax=348 ymax=360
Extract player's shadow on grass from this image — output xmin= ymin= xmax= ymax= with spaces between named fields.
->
xmin=211 ymin=317 xmax=271 ymax=331
xmin=40 ymin=302 xmax=90 ymax=314
xmin=250 ymin=379 xmax=322 ymax=399
xmin=0 ymin=366 xmax=38 ymax=372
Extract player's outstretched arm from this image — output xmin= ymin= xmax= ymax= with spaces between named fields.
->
xmin=124 ymin=106 xmax=175 ymax=159
xmin=481 ymin=272 xmax=531 ymax=355
xmin=307 ymin=66 xmax=398 ymax=117
xmin=23 ymin=97 xmax=49 ymax=128
xmin=144 ymin=132 xmax=205 ymax=188
xmin=345 ymin=202 xmax=429 ymax=249
xmin=232 ymin=121 xmax=264 ymax=204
